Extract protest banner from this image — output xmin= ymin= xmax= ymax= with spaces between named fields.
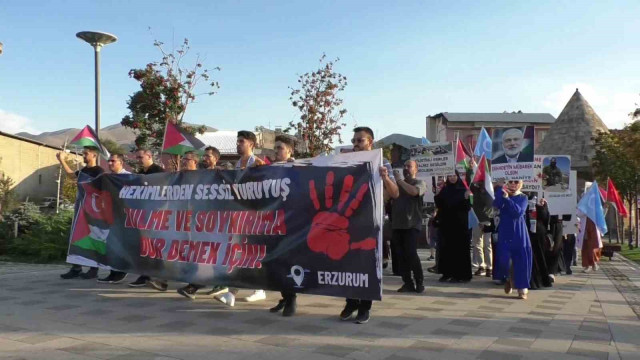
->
xmin=66 ymin=150 xmax=384 ymax=300
xmin=410 ymin=142 xmax=454 ymax=178
xmin=491 ymin=126 xmax=535 ymax=181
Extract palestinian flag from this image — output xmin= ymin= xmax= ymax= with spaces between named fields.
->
xmin=70 ymin=207 xmax=108 ymax=255
xmin=607 ymin=178 xmax=628 ymax=217
xmin=70 ymin=125 xmax=110 ymax=159
xmin=471 ymin=154 xmax=494 ymax=199
xmin=455 ymin=140 xmax=471 ymax=189
xmin=162 ymin=121 xmax=206 ymax=155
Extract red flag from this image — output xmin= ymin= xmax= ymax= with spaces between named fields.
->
xmin=607 ymin=178 xmax=629 ymax=217
xmin=81 ymin=183 xmax=114 ymax=225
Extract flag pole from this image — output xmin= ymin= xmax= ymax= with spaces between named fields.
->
xmin=56 ymin=138 xmax=68 ymax=214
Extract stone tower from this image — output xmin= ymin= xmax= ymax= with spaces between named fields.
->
xmin=538 ymin=89 xmax=608 ymax=182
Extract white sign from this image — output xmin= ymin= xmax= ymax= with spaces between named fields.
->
xmin=410 ymin=142 xmax=455 ymax=178
xmin=545 ymin=170 xmax=577 ymax=217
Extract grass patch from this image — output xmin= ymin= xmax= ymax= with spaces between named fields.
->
xmin=619 ymin=247 xmax=640 ymax=264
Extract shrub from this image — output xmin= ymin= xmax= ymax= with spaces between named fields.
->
xmin=5 ymin=210 xmax=73 ymax=263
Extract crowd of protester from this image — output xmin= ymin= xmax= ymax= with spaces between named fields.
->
xmin=55 ymin=126 xmax=600 ymax=325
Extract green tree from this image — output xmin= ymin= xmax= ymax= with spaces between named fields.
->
xmin=0 ymin=174 xmax=16 ymax=214
xmin=100 ymin=137 xmax=125 ymax=154
xmin=593 ymin=121 xmax=640 ymax=247
xmin=120 ymin=38 xmax=220 ymax=153
xmin=287 ymin=55 xmax=348 ymax=157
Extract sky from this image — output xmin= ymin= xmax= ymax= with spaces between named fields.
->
xmin=1 ymin=1 xmax=639 ymax=141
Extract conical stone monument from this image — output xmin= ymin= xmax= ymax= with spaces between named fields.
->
xmin=538 ymin=88 xmax=608 ymax=182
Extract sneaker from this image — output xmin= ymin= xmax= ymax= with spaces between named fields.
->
xmin=438 ymin=275 xmax=451 ymax=282
xmin=148 ymin=280 xmax=168 ymax=291
xmin=339 ymin=305 xmax=358 ymax=321
xmin=128 ymin=276 xmax=149 ymax=287
xmin=177 ymin=284 xmax=199 ymax=300
xmin=397 ymin=283 xmax=416 ymax=293
xmin=215 ymin=292 xmax=235 ymax=307
xmin=354 ymin=309 xmax=370 ymax=324
xmin=60 ymin=269 xmax=81 ymax=279
xmin=485 ymin=269 xmax=492 ymax=278
xmin=593 ymin=264 xmax=599 ymax=271
xmin=244 ymin=290 xmax=266 ymax=302
xmin=428 ymin=255 xmax=435 ymax=261
xmin=97 ymin=273 xmax=115 ymax=284
xmin=517 ymin=290 xmax=527 ymax=300
xmin=548 ymin=274 xmax=555 ymax=283
xmin=504 ymin=279 xmax=512 ymax=295
xmin=110 ymin=272 xmax=127 ymax=284
xmin=80 ymin=268 xmax=98 ymax=280
xmin=474 ymin=268 xmax=486 ymax=276
xmin=582 ymin=267 xmax=591 ymax=273
xmin=415 ymin=284 xmax=426 ymax=294
xmin=205 ymin=286 xmax=229 ymax=297
xmin=270 ymin=299 xmax=286 ymax=313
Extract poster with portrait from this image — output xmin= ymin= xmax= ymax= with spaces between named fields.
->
xmin=541 ymin=155 xmax=571 ymax=193
xmin=490 ymin=126 xmax=535 ymax=180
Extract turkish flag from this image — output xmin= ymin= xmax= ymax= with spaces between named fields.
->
xmin=607 ymin=178 xmax=629 ymax=217
xmin=81 ymin=183 xmax=114 ymax=225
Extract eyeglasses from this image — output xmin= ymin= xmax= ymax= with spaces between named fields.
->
xmin=507 ymin=180 xmax=519 ymax=184
xmin=351 ymin=138 xmax=368 ymax=144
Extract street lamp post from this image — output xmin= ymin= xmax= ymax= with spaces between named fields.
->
xmin=76 ymin=31 xmax=117 ymax=137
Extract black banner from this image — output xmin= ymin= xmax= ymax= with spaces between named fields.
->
xmin=67 ymin=151 xmax=384 ymax=300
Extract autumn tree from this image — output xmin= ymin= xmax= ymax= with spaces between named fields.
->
xmin=120 ymin=38 xmax=220 ymax=153
xmin=287 ymin=55 xmax=348 ymax=157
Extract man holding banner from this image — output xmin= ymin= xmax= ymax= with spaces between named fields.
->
xmin=339 ymin=126 xmax=398 ymax=324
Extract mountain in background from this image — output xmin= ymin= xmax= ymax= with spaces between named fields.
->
xmin=15 ymin=123 xmax=217 ymax=149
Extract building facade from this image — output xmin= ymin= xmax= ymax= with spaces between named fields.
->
xmin=0 ymin=131 xmax=82 ymax=202
xmin=425 ymin=112 xmax=556 ymax=152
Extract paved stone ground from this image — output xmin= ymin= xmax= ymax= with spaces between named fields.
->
xmin=2 ymin=253 xmax=640 ymax=360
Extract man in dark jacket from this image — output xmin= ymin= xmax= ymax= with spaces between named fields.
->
xmin=471 ymin=181 xmax=494 ymax=277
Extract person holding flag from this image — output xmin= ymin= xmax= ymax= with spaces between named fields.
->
xmin=577 ymin=182 xmax=607 ymax=272
xmin=57 ymin=145 xmax=104 ymax=279
xmin=435 ymin=173 xmax=472 ymax=283
xmin=469 ymin=155 xmax=494 ymax=277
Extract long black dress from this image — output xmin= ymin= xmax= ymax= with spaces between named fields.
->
xmin=526 ymin=202 xmax=552 ymax=289
xmin=435 ymin=178 xmax=472 ymax=282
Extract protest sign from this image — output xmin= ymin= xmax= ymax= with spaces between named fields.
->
xmin=545 ymin=170 xmax=577 ymax=218
xmin=410 ymin=142 xmax=454 ymax=178
xmin=491 ymin=126 xmax=535 ymax=181
xmin=67 ymin=150 xmax=384 ymax=300
xmin=542 ymin=155 xmax=571 ymax=193
xmin=522 ymin=155 xmax=543 ymax=193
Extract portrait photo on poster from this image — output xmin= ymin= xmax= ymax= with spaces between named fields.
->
xmin=491 ymin=126 xmax=535 ymax=164
xmin=541 ymin=155 xmax=571 ymax=193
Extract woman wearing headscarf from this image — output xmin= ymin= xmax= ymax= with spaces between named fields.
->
xmin=493 ymin=180 xmax=532 ymax=299
xmin=577 ymin=211 xmax=602 ymax=272
xmin=434 ymin=173 xmax=472 ymax=283
xmin=526 ymin=195 xmax=552 ymax=289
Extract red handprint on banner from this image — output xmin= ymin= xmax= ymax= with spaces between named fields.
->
xmin=307 ymin=171 xmax=377 ymax=261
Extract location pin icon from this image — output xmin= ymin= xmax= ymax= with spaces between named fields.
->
xmin=290 ymin=265 xmax=304 ymax=287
